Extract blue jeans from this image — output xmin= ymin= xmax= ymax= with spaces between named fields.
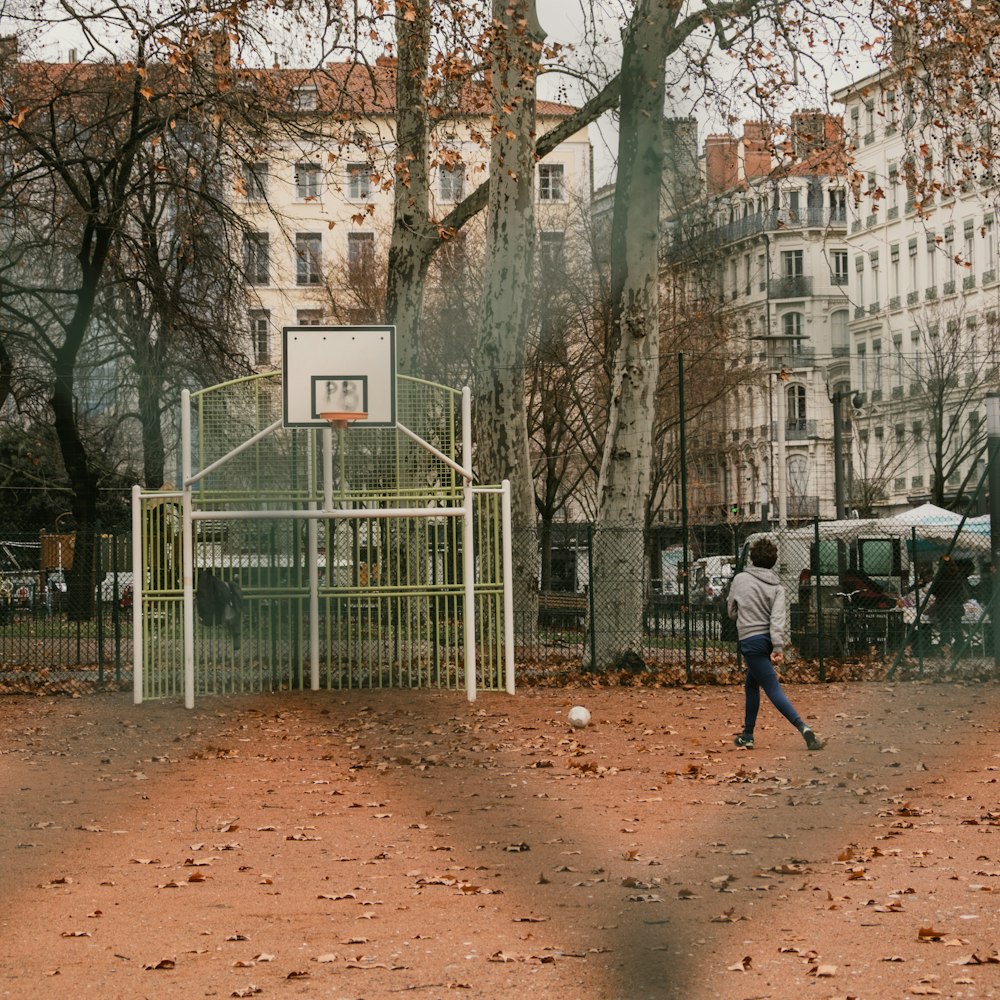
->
xmin=739 ymin=633 xmax=803 ymax=734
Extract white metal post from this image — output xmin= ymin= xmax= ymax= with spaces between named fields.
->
xmin=323 ymin=426 xmax=333 ymax=511
xmin=462 ymin=387 xmax=476 ymax=702
xmin=501 ymin=479 xmax=515 ymax=694
xmin=181 ymin=389 xmax=195 ymax=710
xmin=131 ymin=484 xmax=143 ymax=704
xmin=308 ymin=503 xmax=319 ymax=690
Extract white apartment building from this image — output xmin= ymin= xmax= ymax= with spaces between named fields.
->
xmin=236 ymin=58 xmax=592 ymax=369
xmin=834 ymin=70 xmax=1000 ymax=513
xmin=661 ymin=113 xmax=852 ymax=528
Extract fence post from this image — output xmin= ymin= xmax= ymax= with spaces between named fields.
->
xmin=96 ymin=520 xmax=105 ymax=688
xmin=913 ymin=526 xmax=925 ymax=677
xmin=678 ymin=352 xmax=692 ymax=683
xmin=813 ymin=517 xmax=824 ymax=682
xmin=112 ymin=531 xmax=122 ymax=685
xmin=586 ymin=523 xmax=596 ymax=671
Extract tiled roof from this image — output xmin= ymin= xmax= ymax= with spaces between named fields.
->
xmin=3 ymin=54 xmax=577 ymax=121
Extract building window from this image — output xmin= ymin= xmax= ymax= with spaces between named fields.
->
xmin=347 ymin=163 xmax=372 ymax=200
xmin=242 ymin=161 xmax=269 ymax=202
xmin=829 ymin=188 xmax=846 ymax=223
xmin=294 ymin=86 xmax=318 ymax=111
xmin=786 ymin=384 xmax=807 ymax=432
xmin=781 ymin=249 xmax=804 ymax=278
xmin=250 ymin=310 xmax=270 ymax=365
xmin=295 ymin=162 xmax=321 ymax=201
xmin=831 ymin=309 xmax=849 ymax=355
xmin=539 ymin=230 xmax=565 ymax=274
xmin=538 ymin=163 xmax=565 ymax=202
xmin=787 ymin=189 xmax=800 ymax=220
xmin=295 ymin=233 xmax=322 ymax=285
xmin=347 ymin=231 xmax=375 ymax=279
xmin=944 ymin=226 xmax=955 ymax=283
xmin=439 ymin=164 xmax=464 ymax=203
xmin=831 ymin=250 xmax=848 ymax=285
xmin=782 ymin=311 xmax=804 ymax=342
xmin=243 ymin=232 xmax=270 ymax=285
xmin=297 ymin=309 xmax=324 ymax=326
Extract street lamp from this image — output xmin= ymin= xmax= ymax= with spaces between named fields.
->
xmin=829 ymin=386 xmax=862 ymax=520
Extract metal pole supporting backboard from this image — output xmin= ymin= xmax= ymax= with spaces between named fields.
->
xmin=462 ymin=387 xmax=476 ymax=702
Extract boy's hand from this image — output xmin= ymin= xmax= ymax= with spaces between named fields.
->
xmin=770 ymin=651 xmax=784 ymax=665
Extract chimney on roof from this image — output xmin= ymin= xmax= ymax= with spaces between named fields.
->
xmin=789 ymin=109 xmax=835 ymax=161
xmin=67 ymin=48 xmax=77 ymax=63
xmin=891 ymin=20 xmax=917 ymax=65
xmin=663 ymin=117 xmax=700 ymax=206
xmin=705 ymin=134 xmax=738 ymax=195
xmin=742 ymin=121 xmax=771 ymax=179
xmin=0 ymin=35 xmax=18 ymax=65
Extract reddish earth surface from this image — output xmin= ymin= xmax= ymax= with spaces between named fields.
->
xmin=1 ymin=679 xmax=1000 ymax=1000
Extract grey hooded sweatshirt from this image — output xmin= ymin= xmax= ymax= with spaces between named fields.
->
xmin=726 ymin=565 xmax=787 ymax=650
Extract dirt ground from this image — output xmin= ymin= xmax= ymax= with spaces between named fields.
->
xmin=1 ymin=679 xmax=1000 ymax=1000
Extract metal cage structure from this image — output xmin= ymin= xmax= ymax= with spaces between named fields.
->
xmin=131 ymin=372 xmax=513 ymax=707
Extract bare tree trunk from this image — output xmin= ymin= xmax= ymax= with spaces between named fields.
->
xmin=137 ymin=344 xmax=167 ymax=490
xmin=474 ymin=0 xmax=544 ymax=632
xmin=588 ymin=0 xmax=669 ymax=669
xmin=53 ymin=308 xmax=102 ymax=620
xmin=386 ymin=0 xmax=433 ymax=375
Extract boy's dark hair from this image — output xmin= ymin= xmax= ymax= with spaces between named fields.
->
xmin=749 ymin=537 xmax=778 ymax=569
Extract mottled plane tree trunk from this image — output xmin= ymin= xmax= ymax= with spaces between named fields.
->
xmin=385 ymin=0 xmax=433 ymax=375
xmin=587 ymin=0 xmax=670 ymax=669
xmin=474 ymin=0 xmax=544 ymax=634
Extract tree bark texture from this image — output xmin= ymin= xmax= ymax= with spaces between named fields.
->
xmin=386 ymin=0 xmax=434 ymax=375
xmin=588 ymin=0 xmax=671 ymax=669
xmin=474 ymin=0 xmax=545 ymax=633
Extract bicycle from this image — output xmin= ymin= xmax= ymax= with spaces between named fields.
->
xmin=833 ymin=590 xmax=862 ymax=656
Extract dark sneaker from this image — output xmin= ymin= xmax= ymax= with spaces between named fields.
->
xmin=802 ymin=727 xmax=823 ymax=751
xmin=733 ymin=732 xmax=754 ymax=749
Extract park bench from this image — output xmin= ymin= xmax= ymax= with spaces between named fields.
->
xmin=538 ymin=590 xmax=588 ymax=628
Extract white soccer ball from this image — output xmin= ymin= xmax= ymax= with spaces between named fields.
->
xmin=567 ymin=705 xmax=591 ymax=729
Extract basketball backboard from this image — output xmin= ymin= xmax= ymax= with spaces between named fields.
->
xmin=282 ymin=325 xmax=396 ymax=428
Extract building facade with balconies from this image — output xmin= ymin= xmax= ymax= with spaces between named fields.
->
xmin=660 ymin=113 xmax=851 ymax=529
xmin=834 ymin=68 xmax=1000 ymax=513
xmin=235 ymin=58 xmax=592 ymax=371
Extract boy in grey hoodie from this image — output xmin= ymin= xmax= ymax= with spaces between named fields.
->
xmin=726 ymin=537 xmax=823 ymax=751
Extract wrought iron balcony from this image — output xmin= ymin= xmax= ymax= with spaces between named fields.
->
xmin=768 ymin=275 xmax=813 ymax=299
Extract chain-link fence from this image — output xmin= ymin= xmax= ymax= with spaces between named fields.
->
xmin=515 ymin=510 xmax=999 ymax=681
xmin=0 ymin=529 xmax=133 ymax=694
xmin=3 ymin=508 xmax=997 ymax=694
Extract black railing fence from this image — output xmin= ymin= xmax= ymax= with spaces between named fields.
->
xmin=517 ymin=513 xmax=998 ymax=682
xmin=0 ymin=529 xmax=133 ymax=694
xmin=2 ymin=510 xmax=997 ymax=696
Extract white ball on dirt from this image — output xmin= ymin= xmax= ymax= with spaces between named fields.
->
xmin=567 ymin=705 xmax=591 ymax=729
